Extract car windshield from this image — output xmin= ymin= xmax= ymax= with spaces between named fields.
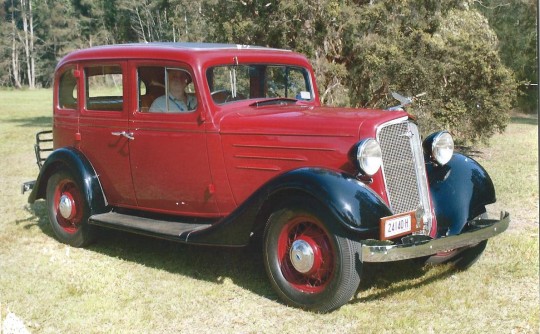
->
xmin=207 ymin=64 xmax=313 ymax=104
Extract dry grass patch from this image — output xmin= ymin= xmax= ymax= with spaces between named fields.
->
xmin=0 ymin=90 xmax=538 ymax=333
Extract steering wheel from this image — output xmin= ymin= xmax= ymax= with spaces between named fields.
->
xmin=211 ymin=90 xmax=233 ymax=104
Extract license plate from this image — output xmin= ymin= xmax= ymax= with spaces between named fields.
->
xmin=380 ymin=211 xmax=420 ymax=240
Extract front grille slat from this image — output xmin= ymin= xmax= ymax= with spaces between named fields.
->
xmin=377 ymin=119 xmax=433 ymax=236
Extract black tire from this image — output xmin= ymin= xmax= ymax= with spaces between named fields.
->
xmin=46 ymin=169 xmax=96 ymax=247
xmin=263 ymin=198 xmax=360 ymax=312
xmin=422 ymin=213 xmax=489 ymax=270
xmin=447 ymin=240 xmax=488 ymax=270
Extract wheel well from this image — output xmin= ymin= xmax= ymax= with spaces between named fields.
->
xmin=31 ymin=149 xmax=107 ymax=210
xmin=250 ymin=189 xmax=324 ymax=244
xmin=34 ymin=162 xmax=64 ymax=200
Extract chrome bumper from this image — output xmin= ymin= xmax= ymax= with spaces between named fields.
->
xmin=360 ymin=211 xmax=510 ymax=263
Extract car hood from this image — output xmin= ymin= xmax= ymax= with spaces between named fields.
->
xmin=218 ymin=104 xmax=409 ymax=138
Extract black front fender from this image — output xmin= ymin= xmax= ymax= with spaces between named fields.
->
xmin=28 ymin=147 xmax=107 ymax=214
xmin=427 ymin=153 xmax=496 ymax=236
xmin=186 ymin=168 xmax=392 ymax=246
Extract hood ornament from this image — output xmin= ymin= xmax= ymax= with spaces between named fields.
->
xmin=399 ymin=130 xmax=414 ymax=139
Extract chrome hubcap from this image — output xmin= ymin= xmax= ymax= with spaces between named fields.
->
xmin=58 ymin=194 xmax=74 ymax=219
xmin=289 ymin=239 xmax=315 ymax=273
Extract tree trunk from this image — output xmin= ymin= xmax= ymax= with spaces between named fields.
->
xmin=10 ymin=0 xmax=22 ymax=89
xmin=28 ymin=0 xmax=36 ymax=88
xmin=20 ymin=0 xmax=35 ymax=89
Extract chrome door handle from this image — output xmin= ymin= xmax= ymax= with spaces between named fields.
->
xmin=111 ymin=131 xmax=134 ymax=140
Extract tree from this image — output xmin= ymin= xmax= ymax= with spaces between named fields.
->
xmin=208 ymin=0 xmax=516 ymax=143
xmin=117 ymin=0 xmax=208 ymax=43
xmin=205 ymin=0 xmax=353 ymax=106
xmin=0 ymin=4 xmax=12 ymax=86
xmin=20 ymin=0 xmax=36 ymax=88
xmin=343 ymin=1 xmax=516 ymax=143
xmin=475 ymin=0 xmax=537 ymax=112
xmin=31 ymin=0 xmax=82 ymax=86
xmin=0 ymin=0 xmax=519 ymax=144
xmin=5 ymin=0 xmax=23 ymax=88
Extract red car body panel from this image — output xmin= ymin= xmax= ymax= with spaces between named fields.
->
xmin=217 ymin=105 xmax=407 ymax=206
xmin=51 ymin=44 xmax=404 ymax=217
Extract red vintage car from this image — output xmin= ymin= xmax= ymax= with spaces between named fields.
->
xmin=25 ymin=43 xmax=509 ymax=312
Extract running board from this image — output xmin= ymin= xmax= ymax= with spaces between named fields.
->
xmin=89 ymin=212 xmax=213 ymax=242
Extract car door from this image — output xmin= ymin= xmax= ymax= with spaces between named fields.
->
xmin=78 ymin=61 xmax=137 ymax=207
xmin=127 ymin=61 xmax=218 ymax=216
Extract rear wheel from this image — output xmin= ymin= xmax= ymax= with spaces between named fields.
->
xmin=46 ymin=169 xmax=96 ymax=247
xmin=263 ymin=198 xmax=360 ymax=312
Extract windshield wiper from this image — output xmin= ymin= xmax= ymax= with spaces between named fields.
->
xmin=249 ymin=98 xmax=298 ymax=107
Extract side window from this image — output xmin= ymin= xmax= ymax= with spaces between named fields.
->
xmin=138 ymin=66 xmax=197 ymax=113
xmin=85 ymin=65 xmax=123 ymax=111
xmin=58 ymin=68 xmax=78 ymax=109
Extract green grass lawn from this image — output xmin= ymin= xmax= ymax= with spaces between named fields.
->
xmin=0 ymin=89 xmax=538 ymax=333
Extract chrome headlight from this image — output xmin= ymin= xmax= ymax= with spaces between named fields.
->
xmin=349 ymin=139 xmax=382 ymax=176
xmin=424 ymin=131 xmax=454 ymax=165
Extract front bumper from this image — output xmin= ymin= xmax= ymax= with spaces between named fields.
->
xmin=360 ymin=211 xmax=510 ymax=262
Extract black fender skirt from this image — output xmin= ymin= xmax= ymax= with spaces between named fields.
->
xmin=426 ymin=153 xmax=496 ymax=237
xmin=28 ymin=147 xmax=107 ymax=214
xmin=186 ymin=168 xmax=392 ymax=246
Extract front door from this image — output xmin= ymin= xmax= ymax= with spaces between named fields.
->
xmin=127 ymin=61 xmax=218 ymax=216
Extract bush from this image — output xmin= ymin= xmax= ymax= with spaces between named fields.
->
xmin=344 ymin=3 xmax=516 ymax=144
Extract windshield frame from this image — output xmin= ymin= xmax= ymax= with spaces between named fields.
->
xmin=206 ymin=63 xmax=315 ymax=106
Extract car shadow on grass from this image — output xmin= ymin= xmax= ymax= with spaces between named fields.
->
xmin=4 ymin=116 xmax=52 ymax=128
xmin=352 ymin=261 xmax=456 ymax=304
xmin=25 ymin=201 xmax=458 ymax=309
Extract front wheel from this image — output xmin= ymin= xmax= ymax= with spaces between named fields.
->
xmin=263 ymin=199 xmax=360 ymax=312
xmin=425 ymin=240 xmax=488 ymax=270
xmin=46 ymin=169 xmax=96 ymax=247
xmin=423 ymin=213 xmax=489 ymax=270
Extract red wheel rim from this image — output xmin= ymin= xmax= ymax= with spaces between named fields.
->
xmin=53 ymin=179 xmax=83 ymax=234
xmin=276 ymin=215 xmax=334 ymax=293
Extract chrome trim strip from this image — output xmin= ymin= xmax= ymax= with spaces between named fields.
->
xmin=360 ymin=212 xmax=510 ymax=262
xmin=408 ymin=123 xmax=433 ymax=235
xmin=232 ymin=144 xmax=336 ymax=151
xmin=375 ymin=116 xmax=409 ymax=142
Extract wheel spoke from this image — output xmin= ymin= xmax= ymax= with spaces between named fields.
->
xmin=53 ymin=179 xmax=83 ymax=234
xmin=276 ymin=215 xmax=334 ymax=293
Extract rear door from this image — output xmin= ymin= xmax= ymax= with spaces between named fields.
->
xmin=78 ymin=61 xmax=137 ymax=207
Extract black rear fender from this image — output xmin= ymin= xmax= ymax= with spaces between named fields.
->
xmin=28 ymin=147 xmax=107 ymax=214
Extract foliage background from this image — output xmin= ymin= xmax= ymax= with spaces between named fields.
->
xmin=1 ymin=0 xmax=537 ymax=143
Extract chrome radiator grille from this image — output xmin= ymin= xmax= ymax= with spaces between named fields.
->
xmin=377 ymin=119 xmax=432 ymax=235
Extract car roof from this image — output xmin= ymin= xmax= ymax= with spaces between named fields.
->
xmin=56 ymin=42 xmax=305 ymax=71
xmin=128 ymin=42 xmax=290 ymax=51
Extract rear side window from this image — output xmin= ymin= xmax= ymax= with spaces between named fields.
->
xmin=85 ymin=65 xmax=123 ymax=111
xmin=58 ymin=68 xmax=78 ymax=109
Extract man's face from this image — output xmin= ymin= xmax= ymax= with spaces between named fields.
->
xmin=168 ymin=70 xmax=189 ymax=93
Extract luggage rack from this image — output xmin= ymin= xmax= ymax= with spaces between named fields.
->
xmin=22 ymin=130 xmax=53 ymax=194
xmin=34 ymin=130 xmax=53 ymax=169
